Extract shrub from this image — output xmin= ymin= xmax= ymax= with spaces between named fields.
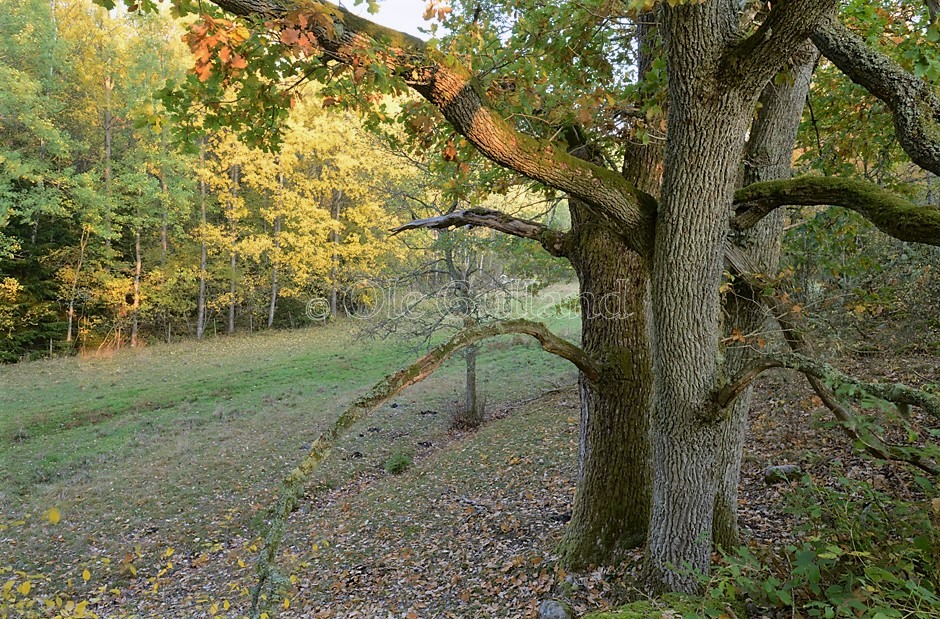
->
xmin=384 ymin=450 xmax=413 ymax=475
xmin=702 ymin=472 xmax=940 ymax=618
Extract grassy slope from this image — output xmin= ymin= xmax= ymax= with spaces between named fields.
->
xmin=0 ymin=302 xmax=581 ymax=614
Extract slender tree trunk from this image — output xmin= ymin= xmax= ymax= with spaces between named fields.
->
xmin=196 ymin=141 xmax=208 ymax=340
xmin=329 ymin=190 xmax=343 ymax=319
xmin=103 ymin=74 xmax=113 ymax=245
xmin=443 ymin=244 xmax=482 ymax=429
xmin=646 ymin=4 xmax=753 ymax=592
xmin=228 ymin=164 xmax=240 ymax=335
xmin=159 ymin=132 xmax=169 ymax=265
xmin=50 ymin=0 xmax=58 ymax=47
xmin=131 ymin=228 xmax=142 ymax=347
xmin=268 ymin=170 xmax=282 ymax=328
xmin=66 ymin=228 xmax=89 ymax=344
xmin=268 ymin=216 xmax=280 ymax=329
xmin=158 ymin=66 xmax=170 ymax=266
xmin=463 ymin=343 xmax=480 ymax=425
xmin=712 ymin=48 xmax=817 ymax=550
xmin=229 ymin=247 xmax=237 ymax=333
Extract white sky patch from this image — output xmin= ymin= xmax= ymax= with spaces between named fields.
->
xmin=345 ymin=0 xmax=440 ymax=39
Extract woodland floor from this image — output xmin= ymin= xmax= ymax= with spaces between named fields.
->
xmin=2 ymin=331 xmax=938 ymax=618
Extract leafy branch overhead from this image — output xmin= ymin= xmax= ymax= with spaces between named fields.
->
xmin=83 ymin=0 xmax=938 ymax=273
xmin=139 ymin=0 xmax=940 ymax=257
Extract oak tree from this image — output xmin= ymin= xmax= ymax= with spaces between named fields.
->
xmin=103 ymin=0 xmax=940 ymax=595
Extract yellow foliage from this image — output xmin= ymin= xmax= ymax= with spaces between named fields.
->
xmin=199 ymin=91 xmax=415 ymax=305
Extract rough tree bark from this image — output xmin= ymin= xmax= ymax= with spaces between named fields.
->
xmin=643 ymin=1 xmax=750 ymax=592
xmin=557 ymin=14 xmax=661 ymax=564
xmin=558 ymin=202 xmax=654 ymax=567
xmin=713 ymin=45 xmax=817 ymax=550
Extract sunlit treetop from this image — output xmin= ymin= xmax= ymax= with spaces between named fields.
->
xmin=92 ymin=0 xmax=940 ymax=206
xmin=88 ymin=0 xmax=658 ymax=196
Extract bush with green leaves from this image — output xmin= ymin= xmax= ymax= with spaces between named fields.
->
xmin=384 ymin=450 xmax=413 ymax=475
xmin=701 ymin=473 xmax=940 ymax=618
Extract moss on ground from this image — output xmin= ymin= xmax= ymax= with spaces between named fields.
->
xmin=583 ymin=594 xmax=702 ymax=618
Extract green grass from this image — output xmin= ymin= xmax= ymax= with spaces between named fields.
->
xmin=0 ymin=294 xmax=581 ymax=588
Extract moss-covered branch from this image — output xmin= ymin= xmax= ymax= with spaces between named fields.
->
xmin=721 ymin=245 xmax=940 ymax=476
xmin=812 ymin=16 xmax=940 ymax=176
xmin=719 ymin=352 xmax=940 ymax=420
xmin=732 ymin=176 xmax=940 ymax=246
xmin=392 ymin=208 xmax=572 ymax=257
xmin=249 ymin=319 xmax=597 ymax=616
xmin=717 ymin=350 xmax=940 ymax=476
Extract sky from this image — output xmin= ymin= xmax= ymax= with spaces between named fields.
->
xmin=345 ymin=0 xmax=435 ymax=38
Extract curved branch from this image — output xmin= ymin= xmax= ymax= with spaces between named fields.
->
xmin=392 ymin=207 xmax=571 ymax=257
xmin=721 ymin=0 xmax=836 ymax=91
xmin=732 ymin=176 xmax=940 ymax=246
xmin=208 ymin=0 xmax=658 ymax=257
xmin=722 ymin=245 xmax=940 ymax=476
xmin=812 ymin=16 xmax=940 ymax=176
xmin=249 ymin=318 xmax=597 ymax=614
xmin=719 ymin=352 xmax=940 ymax=420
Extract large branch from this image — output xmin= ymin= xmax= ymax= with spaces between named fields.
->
xmin=812 ymin=16 xmax=940 ymax=176
xmin=732 ymin=176 xmax=940 ymax=246
xmin=392 ymin=207 xmax=571 ymax=257
xmin=718 ymin=352 xmax=940 ymax=421
xmin=209 ymin=0 xmax=658 ymax=257
xmin=721 ymin=0 xmax=836 ymax=91
xmin=249 ymin=318 xmax=597 ymax=614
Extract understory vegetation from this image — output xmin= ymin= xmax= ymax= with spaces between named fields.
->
xmin=2 ymin=313 xmax=938 ymax=618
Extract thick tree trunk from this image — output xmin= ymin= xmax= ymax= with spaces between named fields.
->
xmin=712 ymin=49 xmax=816 ymax=550
xmin=559 ymin=53 xmax=661 ymax=565
xmin=559 ymin=202 xmax=654 ymax=568
xmin=646 ymin=3 xmax=752 ymax=592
